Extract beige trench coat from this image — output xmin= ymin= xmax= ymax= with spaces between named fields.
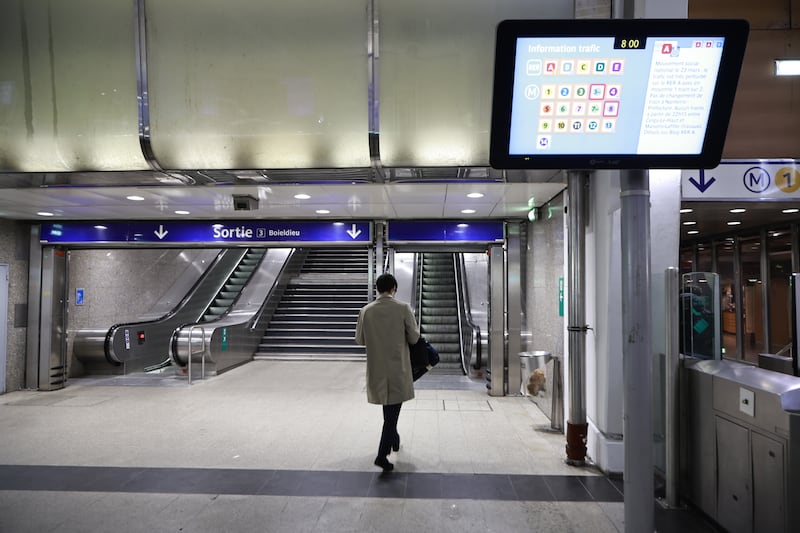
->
xmin=355 ymin=294 xmax=420 ymax=405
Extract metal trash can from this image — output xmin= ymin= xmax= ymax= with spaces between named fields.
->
xmin=519 ymin=351 xmax=552 ymax=396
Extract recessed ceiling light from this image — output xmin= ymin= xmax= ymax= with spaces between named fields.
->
xmin=37 ymin=211 xmax=54 ymax=217
xmin=467 ymin=192 xmax=484 ymax=199
xmin=729 ymin=208 xmax=746 ymax=213
xmin=782 ymin=208 xmax=799 ymax=214
xmin=333 ymin=222 xmax=344 ymax=226
xmin=94 ymin=225 xmax=108 ymax=230
xmin=679 ymin=208 xmax=693 ymax=214
xmin=457 ymin=223 xmax=469 ymax=228
xmin=461 ymin=209 xmax=476 ymax=214
xmin=126 ymin=195 xmax=145 ymax=201
xmin=294 ymin=193 xmax=311 ymax=200
xmin=682 ymin=221 xmax=697 ymax=226
xmin=727 ymin=221 xmax=742 ymax=226
xmin=687 ymin=230 xmax=699 ymax=235
xmin=175 ymin=210 xmax=190 ymax=215
xmin=316 ymin=209 xmax=330 ymax=214
xmin=775 ymin=59 xmax=800 ymax=76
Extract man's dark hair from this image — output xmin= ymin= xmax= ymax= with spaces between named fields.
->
xmin=376 ymin=273 xmax=398 ymax=294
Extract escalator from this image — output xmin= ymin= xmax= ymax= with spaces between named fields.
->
xmin=200 ymin=249 xmax=266 ymax=322
xmin=254 ymin=248 xmax=368 ymax=360
xmin=417 ymin=253 xmax=464 ymax=374
xmin=73 ymin=248 xmax=268 ymax=374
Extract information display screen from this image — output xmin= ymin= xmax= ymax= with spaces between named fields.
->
xmin=490 ymin=19 xmax=749 ymax=169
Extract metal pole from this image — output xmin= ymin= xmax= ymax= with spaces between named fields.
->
xmin=566 ymin=170 xmax=588 ymax=464
xmin=621 ymin=168 xmax=654 ymax=533
xmin=664 ymin=266 xmax=680 ymax=508
xmin=760 ymin=228 xmax=771 ymax=353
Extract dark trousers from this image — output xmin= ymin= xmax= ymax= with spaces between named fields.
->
xmin=377 ymin=403 xmax=402 ymax=458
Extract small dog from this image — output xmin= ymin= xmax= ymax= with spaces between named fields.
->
xmin=526 ymin=368 xmax=547 ymax=396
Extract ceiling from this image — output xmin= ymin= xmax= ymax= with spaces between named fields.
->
xmin=680 ymin=200 xmax=800 ymax=244
xmin=0 ymin=170 xmax=567 ymax=222
xmin=3 ymin=169 xmax=798 ymax=242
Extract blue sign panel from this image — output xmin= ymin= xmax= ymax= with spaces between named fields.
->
xmin=75 ymin=288 xmax=85 ymax=306
xmin=387 ymin=221 xmax=504 ymax=242
xmin=41 ymin=221 xmax=372 ymax=245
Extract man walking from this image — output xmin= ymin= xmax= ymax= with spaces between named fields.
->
xmin=355 ymin=273 xmax=420 ymax=472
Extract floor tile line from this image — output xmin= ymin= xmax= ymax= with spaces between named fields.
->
xmin=0 ymin=464 xmax=622 ymax=503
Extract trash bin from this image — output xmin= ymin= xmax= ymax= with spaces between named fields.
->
xmin=519 ymin=351 xmax=552 ymax=396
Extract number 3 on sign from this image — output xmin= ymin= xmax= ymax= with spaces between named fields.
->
xmin=776 ymin=167 xmax=800 ymax=193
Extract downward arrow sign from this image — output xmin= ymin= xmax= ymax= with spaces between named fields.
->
xmin=154 ymin=225 xmax=168 ymax=240
xmin=346 ymin=224 xmax=362 ymax=239
xmin=688 ymin=169 xmax=716 ymax=193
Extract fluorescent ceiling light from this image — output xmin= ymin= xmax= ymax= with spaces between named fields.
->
xmin=467 ymin=192 xmax=484 ymax=199
xmin=775 ymin=59 xmax=800 ymax=76
xmin=294 ymin=193 xmax=311 ymax=200
xmin=682 ymin=221 xmax=697 ymax=226
xmin=37 ymin=211 xmax=54 ymax=217
xmin=126 ymin=195 xmax=145 ymax=201
xmin=461 ymin=209 xmax=476 ymax=214
xmin=727 ymin=221 xmax=742 ymax=226
xmin=316 ymin=209 xmax=330 ymax=214
xmin=687 ymin=230 xmax=699 ymax=235
xmin=679 ymin=208 xmax=693 ymax=214
xmin=175 ymin=210 xmax=190 ymax=215
xmin=729 ymin=208 xmax=746 ymax=213
xmin=94 ymin=225 xmax=107 ymax=230
xmin=782 ymin=208 xmax=799 ymax=214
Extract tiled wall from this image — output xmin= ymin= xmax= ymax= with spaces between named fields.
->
xmin=525 ymin=191 xmax=566 ymax=358
xmin=0 ymin=220 xmax=32 ymax=392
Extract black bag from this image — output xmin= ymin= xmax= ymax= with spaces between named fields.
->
xmin=409 ymin=336 xmax=440 ymax=381
xmin=409 ymin=336 xmax=429 ymax=369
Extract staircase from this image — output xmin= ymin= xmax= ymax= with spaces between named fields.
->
xmin=254 ymin=248 xmax=369 ymax=360
xmin=201 ymin=248 xmax=266 ymax=322
xmin=418 ymin=253 xmax=464 ymax=374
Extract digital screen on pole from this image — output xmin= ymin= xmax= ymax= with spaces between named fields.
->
xmin=489 ymin=19 xmax=749 ymax=169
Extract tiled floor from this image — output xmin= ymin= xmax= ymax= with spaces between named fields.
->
xmin=0 ymin=360 xmax=719 ymax=532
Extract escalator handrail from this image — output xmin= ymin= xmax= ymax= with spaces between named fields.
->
xmin=104 ymin=248 xmax=247 ymax=363
xmin=454 ymin=253 xmax=481 ymax=374
xmin=416 ymin=253 xmax=424 ymax=328
xmin=169 ymin=248 xmax=300 ymax=367
xmin=452 ymin=253 xmax=467 ymax=375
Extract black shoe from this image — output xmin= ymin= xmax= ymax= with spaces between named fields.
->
xmin=374 ymin=456 xmax=394 ymax=472
xmin=392 ymin=435 xmax=400 ymax=452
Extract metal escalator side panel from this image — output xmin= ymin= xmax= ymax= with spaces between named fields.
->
xmin=106 ymin=248 xmax=248 ymax=366
xmin=171 ymin=248 xmax=298 ymax=371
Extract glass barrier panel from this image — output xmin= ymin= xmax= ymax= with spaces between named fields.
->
xmin=0 ymin=0 xmax=147 ymax=171
xmin=146 ymin=0 xmax=370 ymax=169
xmin=740 ymin=235 xmax=764 ymax=363
xmin=680 ymin=272 xmax=721 ymax=360
xmin=768 ymin=228 xmax=792 ymax=354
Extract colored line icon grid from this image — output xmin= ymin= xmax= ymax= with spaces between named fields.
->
xmin=530 ymin=58 xmax=625 ymax=149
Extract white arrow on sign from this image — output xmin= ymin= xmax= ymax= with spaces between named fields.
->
xmin=154 ymin=225 xmax=168 ymax=240
xmin=346 ymin=224 xmax=362 ymax=239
